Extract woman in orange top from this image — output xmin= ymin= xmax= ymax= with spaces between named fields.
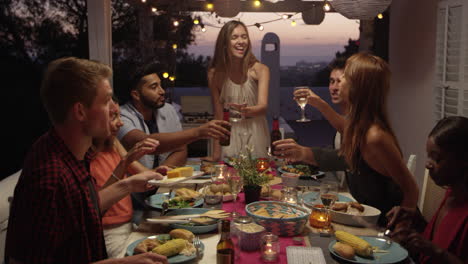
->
xmin=91 ymin=99 xmax=166 ymax=257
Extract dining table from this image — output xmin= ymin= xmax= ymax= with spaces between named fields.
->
xmin=118 ymin=160 xmax=413 ymax=264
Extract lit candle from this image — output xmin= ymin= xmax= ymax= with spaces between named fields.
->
xmin=261 ymin=233 xmax=279 ymax=262
xmin=256 ymin=158 xmax=270 ymax=173
xmin=263 ymin=245 xmax=278 ymax=261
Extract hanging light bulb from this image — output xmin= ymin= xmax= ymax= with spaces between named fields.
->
xmin=193 ymin=18 xmax=200 ymax=25
xmin=169 ymin=76 xmax=176 ymax=81
xmin=141 ymin=0 xmax=146 ymax=3
xmin=201 ymin=26 xmax=207 ymax=32
xmin=206 ymin=2 xmax=214 ymax=10
xmin=323 ymin=0 xmax=331 ymax=12
xmin=255 ymin=23 xmax=264 ymax=31
xmin=377 ymin=13 xmax=384 ymax=19
xmin=282 ymin=14 xmax=288 ymax=20
xmin=173 ymin=20 xmax=179 ymax=27
xmin=253 ymin=0 xmax=262 ymax=7
xmin=151 ymin=7 xmax=157 ymax=13
xmin=162 ymin=72 xmax=169 ymax=79
xmin=291 ymin=20 xmax=297 ymax=26
xmin=172 ymin=44 xmax=178 ymax=50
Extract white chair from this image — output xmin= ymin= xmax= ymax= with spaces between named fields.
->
xmin=0 ymin=169 xmax=21 ymax=262
xmin=406 ymin=154 xmax=417 ymax=175
xmin=418 ymin=169 xmax=446 ymax=221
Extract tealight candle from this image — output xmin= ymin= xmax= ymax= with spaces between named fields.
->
xmin=280 ymin=186 xmax=298 ymax=204
xmin=261 ymin=232 xmax=279 ymax=262
xmin=256 ymin=158 xmax=270 ymax=173
xmin=309 ymin=204 xmax=330 ymax=229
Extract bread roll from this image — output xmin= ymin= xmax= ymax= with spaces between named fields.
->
xmin=169 ymin=229 xmax=195 ymax=242
xmin=210 ymin=184 xmax=223 ymax=193
xmin=333 ymin=242 xmax=355 ymax=260
xmin=222 ymin=183 xmax=231 ymax=193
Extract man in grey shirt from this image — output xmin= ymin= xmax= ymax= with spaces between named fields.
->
xmin=117 ymin=64 xmax=230 ymax=213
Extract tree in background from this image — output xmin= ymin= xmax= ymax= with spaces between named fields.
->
xmin=0 ymin=0 xmax=202 ymax=177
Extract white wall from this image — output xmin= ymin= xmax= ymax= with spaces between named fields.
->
xmin=388 ymin=0 xmax=438 ymax=189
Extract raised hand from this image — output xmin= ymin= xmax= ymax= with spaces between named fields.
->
xmin=293 ymin=87 xmax=322 ymax=107
xmin=272 ymin=138 xmax=307 ymax=163
xmin=125 ymin=138 xmax=159 ymax=165
xmin=197 ymin=120 xmax=231 ymax=140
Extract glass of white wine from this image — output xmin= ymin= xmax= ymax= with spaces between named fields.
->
xmin=227 ymin=169 xmax=242 ymax=215
xmin=294 ymin=86 xmax=311 ymax=122
xmin=227 ymin=95 xmax=247 ymax=123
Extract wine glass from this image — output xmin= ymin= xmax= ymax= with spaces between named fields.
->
xmin=227 ymin=95 xmax=247 ymax=123
xmin=294 ymin=86 xmax=311 ymax=122
xmin=319 ymin=181 xmax=338 ymax=231
xmin=227 ymin=169 xmax=242 ymax=215
xmin=319 ymin=181 xmax=338 ymax=209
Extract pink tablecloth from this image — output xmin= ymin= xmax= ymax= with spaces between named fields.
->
xmin=222 ymin=190 xmax=306 ymax=264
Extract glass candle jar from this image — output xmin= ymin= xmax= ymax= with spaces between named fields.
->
xmin=256 ymin=158 xmax=270 ymax=173
xmin=261 ymin=232 xmax=280 ymax=262
xmin=280 ymin=186 xmax=298 ymax=204
xmin=309 ymin=204 xmax=330 ymax=228
xmin=212 ymin=164 xmax=227 ymax=183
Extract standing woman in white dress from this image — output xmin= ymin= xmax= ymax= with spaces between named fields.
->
xmin=208 ymin=20 xmax=271 ymax=160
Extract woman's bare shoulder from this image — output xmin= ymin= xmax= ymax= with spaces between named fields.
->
xmin=207 ymin=68 xmax=215 ymax=79
xmin=250 ymin=62 xmax=269 ymax=79
xmin=365 ymin=125 xmax=393 ymax=147
xmin=252 ymin=62 xmax=269 ymax=72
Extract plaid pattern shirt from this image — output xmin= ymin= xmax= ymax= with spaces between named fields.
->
xmin=5 ymin=129 xmax=107 ymax=263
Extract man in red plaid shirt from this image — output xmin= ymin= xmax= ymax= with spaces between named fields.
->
xmin=5 ymin=57 xmax=168 ymax=264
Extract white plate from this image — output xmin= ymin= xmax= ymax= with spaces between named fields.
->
xmin=329 ymin=237 xmax=408 ymax=263
xmin=148 ymin=171 xmax=204 ymax=187
xmin=330 ymin=204 xmax=381 ymax=227
xmin=198 ymin=186 xmax=234 ymax=202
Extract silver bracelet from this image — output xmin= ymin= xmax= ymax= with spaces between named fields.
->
xmin=111 ymin=172 xmax=120 ymax=181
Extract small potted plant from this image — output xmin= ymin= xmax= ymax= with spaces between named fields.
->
xmin=233 ymin=146 xmax=270 ymax=204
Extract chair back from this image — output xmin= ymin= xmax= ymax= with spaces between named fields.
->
xmin=418 ymin=169 xmax=446 ymax=221
xmin=406 ymin=154 xmax=417 ymax=175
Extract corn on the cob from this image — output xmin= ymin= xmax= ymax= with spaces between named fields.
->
xmin=152 ymin=238 xmax=187 ymax=257
xmin=335 ymin=230 xmax=373 ymax=258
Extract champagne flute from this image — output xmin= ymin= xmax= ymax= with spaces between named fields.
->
xmin=294 ymin=86 xmax=311 ymax=122
xmin=227 ymin=170 xmax=242 ymax=215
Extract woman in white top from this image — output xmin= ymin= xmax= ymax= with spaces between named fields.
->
xmin=208 ymin=20 xmax=270 ymax=160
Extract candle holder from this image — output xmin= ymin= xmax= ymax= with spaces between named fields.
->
xmin=261 ymin=232 xmax=280 ymax=262
xmin=309 ymin=204 xmax=331 ymax=229
xmin=280 ymin=186 xmax=298 ymax=204
xmin=256 ymin=158 xmax=270 ymax=173
xmin=212 ymin=164 xmax=227 ymax=183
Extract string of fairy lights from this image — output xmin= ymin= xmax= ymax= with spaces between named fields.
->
xmin=139 ymin=0 xmax=385 ymax=81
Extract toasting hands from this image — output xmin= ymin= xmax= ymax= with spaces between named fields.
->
xmin=271 ymin=138 xmax=308 ymax=163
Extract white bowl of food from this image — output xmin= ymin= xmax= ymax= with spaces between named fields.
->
xmin=330 ymin=202 xmax=381 ymax=227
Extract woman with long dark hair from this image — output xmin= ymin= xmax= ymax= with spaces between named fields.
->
xmin=289 ymin=53 xmax=419 ymax=224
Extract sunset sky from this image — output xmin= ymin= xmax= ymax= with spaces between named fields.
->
xmin=187 ymin=12 xmax=359 ymax=65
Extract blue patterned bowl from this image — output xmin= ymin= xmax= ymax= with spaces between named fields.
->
xmin=245 ymin=201 xmax=310 ymax=237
